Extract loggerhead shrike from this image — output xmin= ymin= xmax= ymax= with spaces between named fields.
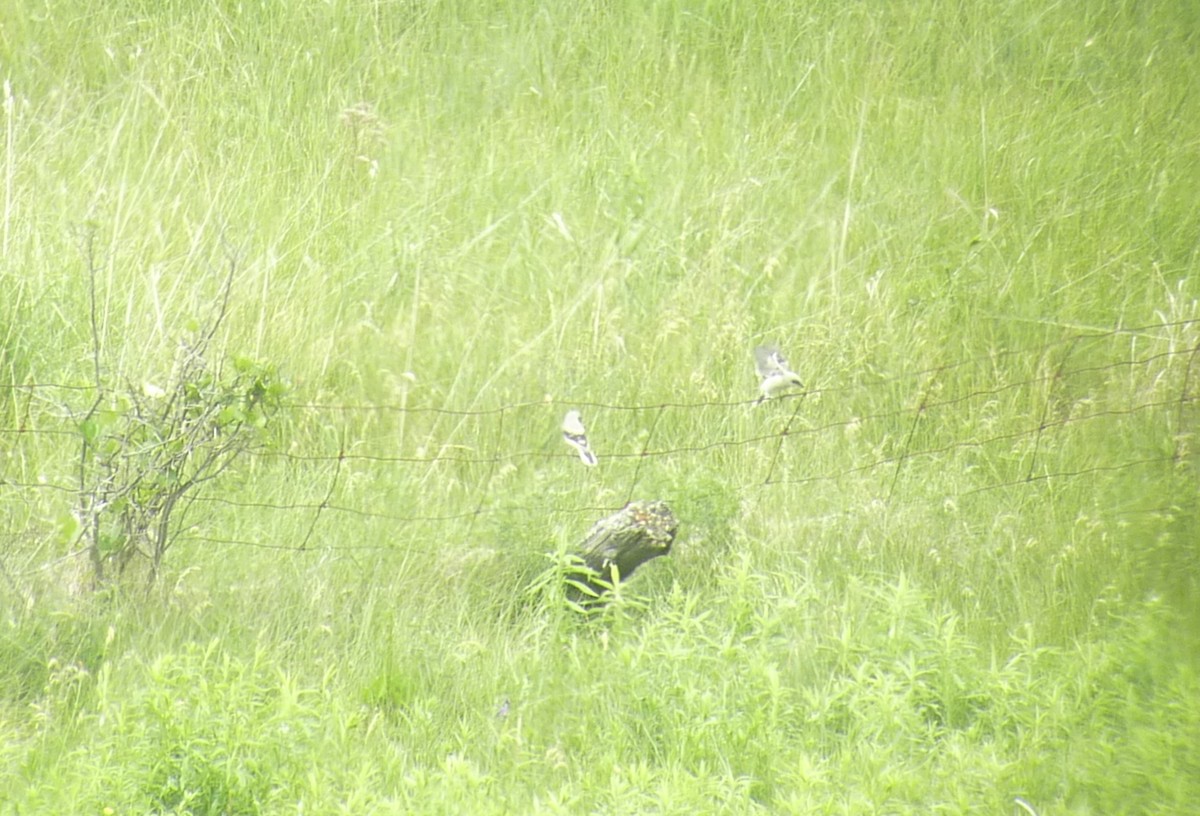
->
xmin=562 ymin=409 xmax=598 ymax=466
xmin=754 ymin=344 xmax=804 ymax=404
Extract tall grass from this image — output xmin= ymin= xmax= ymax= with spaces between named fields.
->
xmin=2 ymin=0 xmax=1197 ymax=812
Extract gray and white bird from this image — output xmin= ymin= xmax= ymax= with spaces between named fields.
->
xmin=562 ymin=409 xmax=598 ymax=466
xmin=754 ymin=344 xmax=804 ymax=404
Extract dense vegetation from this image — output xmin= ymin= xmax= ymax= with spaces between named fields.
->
xmin=2 ymin=1 xmax=1197 ymax=813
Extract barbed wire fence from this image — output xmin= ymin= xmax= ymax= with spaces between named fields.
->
xmin=1 ymin=318 xmax=1197 ymax=584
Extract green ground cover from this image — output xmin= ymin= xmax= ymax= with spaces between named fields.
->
xmin=1 ymin=1 xmax=1197 ymax=812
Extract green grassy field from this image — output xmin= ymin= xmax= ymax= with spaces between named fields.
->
xmin=2 ymin=1 xmax=1198 ymax=813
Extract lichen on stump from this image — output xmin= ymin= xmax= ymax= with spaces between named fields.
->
xmin=566 ymin=500 xmax=679 ymax=602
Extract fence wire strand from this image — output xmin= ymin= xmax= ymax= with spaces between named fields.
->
xmin=1 ymin=320 xmax=1197 ymax=558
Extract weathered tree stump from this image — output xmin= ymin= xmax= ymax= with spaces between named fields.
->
xmin=566 ymin=500 xmax=679 ymax=602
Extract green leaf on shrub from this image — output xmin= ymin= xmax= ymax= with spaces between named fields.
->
xmin=80 ymin=418 xmax=99 ymax=443
xmin=55 ymin=512 xmax=81 ymax=547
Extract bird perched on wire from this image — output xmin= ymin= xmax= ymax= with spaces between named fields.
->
xmin=562 ymin=409 xmax=598 ymax=466
xmin=754 ymin=344 xmax=804 ymax=404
